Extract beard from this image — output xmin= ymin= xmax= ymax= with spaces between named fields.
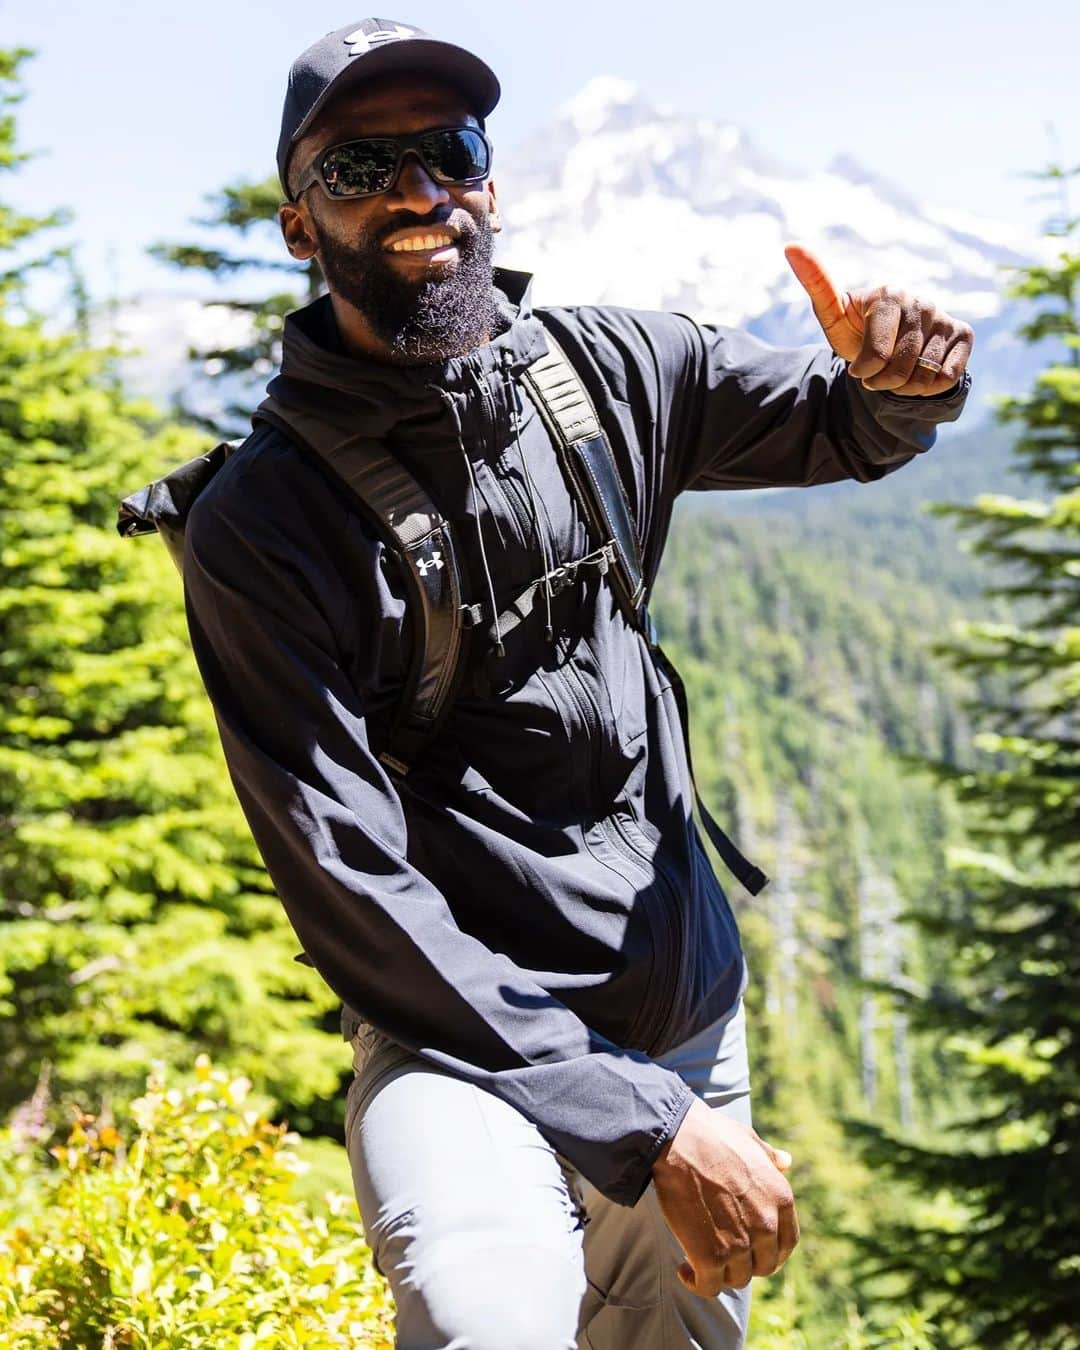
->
xmin=312 ymin=203 xmax=499 ymax=365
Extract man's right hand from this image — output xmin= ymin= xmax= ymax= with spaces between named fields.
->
xmin=651 ymin=1097 xmax=800 ymax=1296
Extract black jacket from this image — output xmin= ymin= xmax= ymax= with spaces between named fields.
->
xmin=182 ymin=266 xmax=971 ymax=1206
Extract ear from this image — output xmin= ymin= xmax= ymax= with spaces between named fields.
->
xmin=279 ymin=199 xmax=319 ymax=262
xmin=486 ymin=178 xmax=502 ymax=234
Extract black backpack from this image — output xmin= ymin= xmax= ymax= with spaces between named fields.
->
xmin=117 ymin=325 xmax=769 ymax=903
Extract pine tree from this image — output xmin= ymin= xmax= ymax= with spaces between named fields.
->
xmin=149 ymin=173 xmax=320 ymax=436
xmin=140 ymin=115 xmax=1069 ymax=1346
xmin=0 ymin=49 xmax=347 ymax=1144
xmin=844 ymin=162 xmax=1080 ymax=1349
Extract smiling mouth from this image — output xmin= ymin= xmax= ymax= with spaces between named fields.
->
xmin=385 ymin=230 xmax=458 ymax=254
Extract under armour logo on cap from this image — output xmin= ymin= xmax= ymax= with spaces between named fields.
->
xmin=277 ymin=17 xmax=501 ymax=197
xmin=343 ymin=20 xmax=419 ymax=56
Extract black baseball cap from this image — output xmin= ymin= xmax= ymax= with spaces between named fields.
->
xmin=277 ymin=18 xmax=501 ymax=198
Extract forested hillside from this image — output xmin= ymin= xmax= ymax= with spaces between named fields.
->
xmin=3 ymin=41 xmax=1075 ymax=1347
xmin=649 ymin=474 xmax=1007 ymax=1339
xmin=700 ymin=414 xmax=1025 ymax=596
xmin=649 ymin=282 xmax=1076 ymax=1343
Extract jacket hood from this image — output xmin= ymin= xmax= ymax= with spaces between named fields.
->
xmin=252 ymin=267 xmax=558 ymax=650
xmin=255 ymin=266 xmax=549 ymax=449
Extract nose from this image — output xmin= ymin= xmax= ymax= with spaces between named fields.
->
xmin=387 ymin=150 xmax=451 ymax=214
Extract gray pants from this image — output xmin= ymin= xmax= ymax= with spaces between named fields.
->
xmin=344 ymin=980 xmax=753 ymax=1350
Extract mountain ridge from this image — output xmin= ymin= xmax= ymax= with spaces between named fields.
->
xmin=102 ymin=75 xmax=1054 ymax=424
xmin=496 ymin=76 xmax=1041 ymax=333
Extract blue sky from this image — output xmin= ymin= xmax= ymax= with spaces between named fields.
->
xmin=4 ymin=0 xmax=1078 ymax=305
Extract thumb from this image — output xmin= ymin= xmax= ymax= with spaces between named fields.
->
xmin=751 ymin=1128 xmax=793 ymax=1172
xmin=783 ymin=241 xmax=856 ymax=356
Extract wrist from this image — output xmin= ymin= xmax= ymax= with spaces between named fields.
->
xmin=651 ymin=1092 xmax=702 ymax=1176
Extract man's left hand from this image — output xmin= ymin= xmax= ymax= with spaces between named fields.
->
xmin=784 ymin=242 xmax=974 ymax=397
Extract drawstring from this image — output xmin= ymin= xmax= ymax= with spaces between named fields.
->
xmin=507 ymin=372 xmax=556 ymax=643
xmin=433 ymin=386 xmax=505 ymax=659
xmin=434 ymin=361 xmax=561 ymax=657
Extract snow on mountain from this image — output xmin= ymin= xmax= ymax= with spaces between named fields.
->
xmin=90 ymin=294 xmax=260 ymax=413
xmin=105 ymin=76 xmax=1050 ymax=420
xmin=494 ymin=76 xmax=1043 ymax=347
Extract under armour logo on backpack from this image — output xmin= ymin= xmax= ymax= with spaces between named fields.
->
xmin=416 ymin=551 xmax=444 ymax=577
xmin=343 ymin=22 xmax=417 ymax=55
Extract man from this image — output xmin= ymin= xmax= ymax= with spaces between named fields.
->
xmin=181 ymin=17 xmax=974 ymax=1349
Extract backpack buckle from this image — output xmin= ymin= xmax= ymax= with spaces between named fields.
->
xmin=547 ymin=563 xmax=575 ymax=595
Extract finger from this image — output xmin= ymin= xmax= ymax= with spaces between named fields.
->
xmin=776 ymin=1196 xmax=801 ymax=1266
xmin=882 ymin=323 xmax=951 ymax=396
xmin=937 ymin=325 xmax=974 ymax=390
xmin=847 ymin=289 xmax=902 ymax=380
xmin=751 ymin=1224 xmax=781 ymax=1277
xmin=861 ymin=297 xmax=936 ymax=391
xmin=719 ymin=1248 xmax=754 ymax=1290
xmin=783 ymin=242 xmax=847 ymax=332
xmin=678 ymin=1252 xmax=727 ymax=1299
xmin=748 ymin=1128 xmax=792 ymax=1173
xmin=676 ymin=1224 xmax=729 ymax=1299
xmin=756 ymin=1139 xmax=788 ymax=1171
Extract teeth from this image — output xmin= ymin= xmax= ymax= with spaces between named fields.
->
xmin=389 ymin=232 xmax=454 ymax=253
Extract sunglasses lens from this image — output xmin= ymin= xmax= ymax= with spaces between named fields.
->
xmin=316 ymin=129 xmax=490 ymax=197
xmin=321 ymin=140 xmax=399 ymax=197
xmin=419 ymin=128 xmax=490 ymax=183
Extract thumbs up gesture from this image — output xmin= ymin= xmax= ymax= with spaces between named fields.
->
xmin=784 ymin=242 xmax=973 ymax=397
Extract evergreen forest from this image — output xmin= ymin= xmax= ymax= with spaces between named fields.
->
xmin=1 ymin=45 xmax=1076 ymax=1350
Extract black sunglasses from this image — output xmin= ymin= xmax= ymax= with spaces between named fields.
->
xmin=292 ymin=126 xmax=493 ymax=201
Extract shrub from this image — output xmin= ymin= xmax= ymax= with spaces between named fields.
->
xmin=0 ymin=1055 xmax=395 ymax=1348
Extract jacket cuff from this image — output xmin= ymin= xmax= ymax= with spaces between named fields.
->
xmin=611 ymin=1076 xmax=696 ymax=1208
xmin=842 ymin=363 xmax=971 ymax=462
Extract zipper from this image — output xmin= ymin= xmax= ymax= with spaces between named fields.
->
xmin=472 ymin=367 xmax=684 ymax=1055
xmin=553 ymin=658 xmax=664 ymax=1051
xmin=475 ymin=368 xmax=500 ymax=438
xmin=551 ymin=658 xmax=605 ymax=815
xmin=473 ymin=370 xmax=547 ymax=564
xmin=478 ymin=370 xmax=563 ymax=563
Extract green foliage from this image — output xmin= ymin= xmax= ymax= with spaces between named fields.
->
xmin=0 ymin=1056 xmax=394 ymax=1348
xmin=751 ymin=1291 xmax=944 ymax=1349
xmin=0 ymin=47 xmax=349 ymax=1155
xmin=8 ymin=37 xmax=1073 ymax=1347
xmin=0 ymin=50 xmax=71 ymax=291
xmin=649 ymin=499 xmax=986 ymax=1339
xmin=148 ymin=175 xmax=321 ymax=436
xmin=841 ymin=162 xmax=1080 ymax=1349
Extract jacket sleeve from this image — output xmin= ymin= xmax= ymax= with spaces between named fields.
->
xmin=656 ymin=313 xmax=972 ymax=495
xmin=181 ymin=484 xmax=694 ymax=1208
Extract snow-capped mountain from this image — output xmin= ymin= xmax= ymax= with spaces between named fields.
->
xmin=495 ymin=76 xmax=1041 ymax=352
xmin=104 ymin=76 xmax=1054 ymax=421
xmin=95 ymin=295 xmax=261 ymax=414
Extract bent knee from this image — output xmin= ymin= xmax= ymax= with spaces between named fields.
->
xmin=389 ymin=1237 xmax=584 ymax=1350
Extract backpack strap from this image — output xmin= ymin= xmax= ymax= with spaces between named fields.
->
xmin=115 ymin=415 xmax=468 ymax=783
xmin=520 ymin=330 xmax=646 ymax=629
xmin=252 ymin=409 xmax=468 ymax=779
xmin=116 ymin=336 xmax=769 ymax=898
xmin=523 ymin=324 xmax=770 ymax=898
